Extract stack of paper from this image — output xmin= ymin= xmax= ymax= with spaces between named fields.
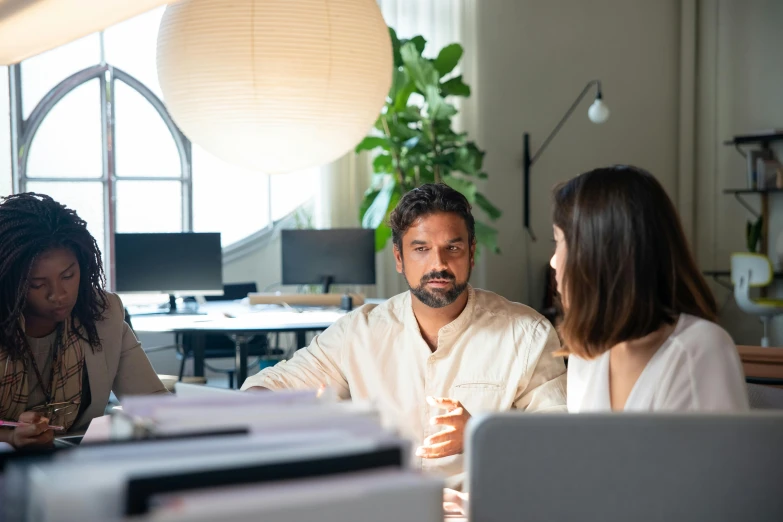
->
xmin=142 ymin=469 xmax=443 ymax=522
xmin=112 ymin=385 xmax=382 ymax=439
xmin=5 ymin=385 xmax=442 ymax=522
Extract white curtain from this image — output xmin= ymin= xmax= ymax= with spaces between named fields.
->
xmin=315 ymin=0 xmax=474 ymax=298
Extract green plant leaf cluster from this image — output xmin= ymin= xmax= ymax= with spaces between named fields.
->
xmin=355 ymin=28 xmax=502 ymax=254
xmin=747 ymin=217 xmax=763 ymax=253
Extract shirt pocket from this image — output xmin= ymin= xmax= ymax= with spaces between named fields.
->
xmin=450 ymin=380 xmax=505 ymax=414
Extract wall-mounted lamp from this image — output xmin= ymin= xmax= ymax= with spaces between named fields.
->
xmin=522 ymin=80 xmax=609 ymax=241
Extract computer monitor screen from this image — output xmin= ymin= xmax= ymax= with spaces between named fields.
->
xmin=114 ymin=232 xmax=223 ymax=296
xmin=281 ymin=229 xmax=376 ymax=292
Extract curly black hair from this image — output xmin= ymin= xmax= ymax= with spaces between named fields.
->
xmin=389 ymin=183 xmax=476 ymax=251
xmin=0 ymin=193 xmax=108 ymax=361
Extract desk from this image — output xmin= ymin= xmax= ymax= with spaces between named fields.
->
xmin=130 ymin=302 xmax=344 ymax=388
xmin=738 ymin=345 xmax=783 ymax=385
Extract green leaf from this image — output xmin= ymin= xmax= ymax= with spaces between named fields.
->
xmin=747 ymin=217 xmax=763 ymax=252
xmin=388 ymin=119 xmax=419 ymax=140
xmin=424 ymin=85 xmax=457 ymax=120
xmin=362 ymin=178 xmax=396 ymax=229
xmin=443 ymin=174 xmax=477 ymax=203
xmin=433 ymin=43 xmax=463 ymax=77
xmin=389 ymin=67 xmax=406 ymax=101
xmin=475 ymin=192 xmax=502 ymax=221
xmin=477 ymin=172 xmax=489 ymax=180
xmin=393 ymin=76 xmax=417 ymax=112
xmin=402 ymin=136 xmax=421 ymax=149
xmin=401 ymin=42 xmax=439 ymax=92
xmin=368 ymin=184 xmax=403 ymax=251
xmin=372 ymin=154 xmax=393 ymax=173
xmin=355 ymin=136 xmax=390 ymax=154
xmin=375 ymin=222 xmax=393 ymax=251
xmin=475 ymin=220 xmax=500 ymax=254
xmin=396 ymin=105 xmax=422 ymax=123
xmin=390 ymin=27 xmax=403 ymax=68
xmin=452 ymin=143 xmax=484 ymax=175
xmin=441 ymin=75 xmax=471 ymax=97
xmin=409 ymin=35 xmax=427 ymax=55
xmin=359 ymin=188 xmax=381 ymax=222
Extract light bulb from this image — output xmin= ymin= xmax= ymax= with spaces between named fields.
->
xmin=588 ymin=98 xmax=610 ymax=124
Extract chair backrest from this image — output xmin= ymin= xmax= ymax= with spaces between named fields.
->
xmin=731 ymin=252 xmax=772 ymax=287
xmin=747 ymin=382 xmax=783 ymax=409
xmin=203 ymin=282 xmax=258 ymax=301
xmin=124 ymin=307 xmax=134 ymax=331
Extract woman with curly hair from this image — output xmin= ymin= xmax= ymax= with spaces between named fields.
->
xmin=0 ymin=193 xmax=166 ymax=449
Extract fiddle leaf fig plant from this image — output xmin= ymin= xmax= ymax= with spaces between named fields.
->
xmin=355 ymin=28 xmax=501 ymax=254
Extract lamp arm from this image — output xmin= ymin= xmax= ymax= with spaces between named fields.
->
xmin=522 ymin=79 xmax=602 ymax=241
xmin=529 ymin=80 xmax=601 ymax=166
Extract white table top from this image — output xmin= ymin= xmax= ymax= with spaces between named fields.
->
xmin=129 ymin=302 xmax=345 ymax=334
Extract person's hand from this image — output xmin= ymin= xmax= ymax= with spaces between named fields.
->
xmin=415 ymin=396 xmax=471 ymax=459
xmin=443 ymin=488 xmax=469 ymax=517
xmin=11 ymin=411 xmax=55 ymax=449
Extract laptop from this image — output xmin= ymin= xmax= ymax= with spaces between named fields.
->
xmin=466 ymin=412 xmax=783 ymax=522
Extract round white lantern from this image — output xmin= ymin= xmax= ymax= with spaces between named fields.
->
xmin=157 ymin=0 xmax=392 ymax=173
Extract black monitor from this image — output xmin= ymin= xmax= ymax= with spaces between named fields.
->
xmin=114 ymin=232 xmax=223 ymax=313
xmin=281 ymin=229 xmax=376 ymax=293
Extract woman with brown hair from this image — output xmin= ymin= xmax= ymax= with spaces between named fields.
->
xmin=551 ymin=165 xmax=748 ymax=412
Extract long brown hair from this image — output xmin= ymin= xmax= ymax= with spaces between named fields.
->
xmin=552 ymin=165 xmax=716 ymax=359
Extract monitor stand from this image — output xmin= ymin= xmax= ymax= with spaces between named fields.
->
xmin=164 ymin=294 xmax=207 ymax=315
xmin=134 ymin=295 xmax=206 ymax=316
xmin=320 ymin=276 xmax=334 ymax=294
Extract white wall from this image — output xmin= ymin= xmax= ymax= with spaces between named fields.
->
xmin=223 ymin=234 xmax=283 ymax=291
xmin=695 ymin=0 xmax=783 ymax=345
xmin=472 ymin=0 xmax=682 ymax=307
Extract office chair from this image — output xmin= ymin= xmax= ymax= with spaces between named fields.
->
xmin=203 ymin=282 xmax=258 ymax=302
xmin=731 ymin=253 xmax=783 ymax=347
xmin=746 ymin=379 xmax=783 ymax=409
xmin=177 ymin=282 xmax=282 ymax=387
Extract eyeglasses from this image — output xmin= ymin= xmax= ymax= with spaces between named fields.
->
xmin=30 ymin=400 xmax=80 ymax=426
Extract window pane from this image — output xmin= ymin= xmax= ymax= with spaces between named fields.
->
xmin=21 ymin=34 xmax=101 ymax=118
xmin=26 ymin=79 xmax=103 ymax=179
xmin=114 ymin=80 xmax=181 ymax=178
xmin=115 ymin=180 xmax=183 ymax=233
xmin=192 ymin=145 xmax=270 ymax=247
xmin=270 ymin=168 xmax=318 ymax=221
xmin=25 ymin=181 xmax=105 ymax=256
xmin=103 ymin=7 xmax=165 ymax=97
xmin=0 ymin=65 xmax=10 ymax=196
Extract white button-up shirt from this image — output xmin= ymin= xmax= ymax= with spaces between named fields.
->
xmin=242 ymin=286 xmax=567 ymax=481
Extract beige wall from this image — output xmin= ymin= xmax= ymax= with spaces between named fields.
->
xmin=472 ymin=0 xmax=682 ymax=307
xmin=696 ymin=0 xmax=783 ymax=345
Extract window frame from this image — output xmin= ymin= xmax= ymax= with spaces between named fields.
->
xmin=8 ymin=63 xmax=192 ymax=288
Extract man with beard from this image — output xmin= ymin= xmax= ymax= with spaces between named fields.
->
xmin=241 ymin=183 xmax=566 ymax=484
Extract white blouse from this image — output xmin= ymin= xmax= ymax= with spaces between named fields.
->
xmin=567 ymin=314 xmax=750 ymax=412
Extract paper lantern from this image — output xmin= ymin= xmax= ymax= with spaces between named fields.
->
xmin=0 ymin=0 xmax=173 ymax=65
xmin=157 ymin=0 xmax=392 ymax=173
